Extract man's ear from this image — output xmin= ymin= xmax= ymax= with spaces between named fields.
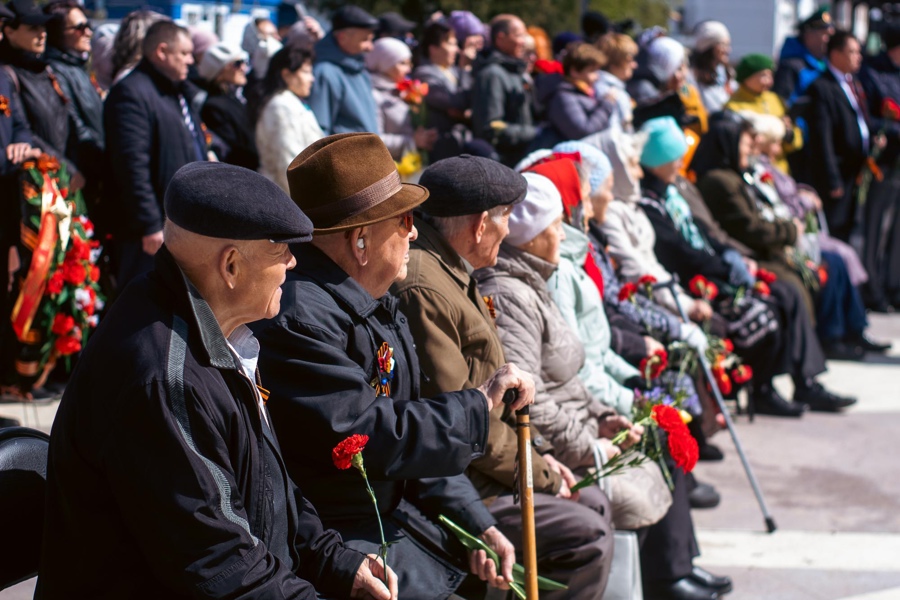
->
xmin=472 ymin=211 xmax=489 ymax=245
xmin=219 ymin=246 xmax=241 ymax=289
xmin=350 ymin=226 xmax=369 ymax=267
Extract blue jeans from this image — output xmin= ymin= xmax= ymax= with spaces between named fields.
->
xmin=816 ymin=250 xmax=868 ymax=341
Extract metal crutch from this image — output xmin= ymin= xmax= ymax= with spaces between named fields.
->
xmin=658 ymin=278 xmax=778 ymax=533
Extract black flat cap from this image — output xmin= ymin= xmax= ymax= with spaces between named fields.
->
xmin=0 ymin=3 xmax=14 ymax=20
xmin=378 ymin=12 xmax=416 ymax=36
xmin=165 ymin=162 xmax=313 ymax=243
xmin=7 ymin=0 xmax=51 ymax=25
xmin=332 ymin=5 xmax=378 ymax=31
xmin=419 ymin=155 xmax=527 ymax=217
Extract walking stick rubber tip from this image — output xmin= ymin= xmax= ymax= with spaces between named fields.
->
xmin=765 ymin=517 xmax=777 ymax=534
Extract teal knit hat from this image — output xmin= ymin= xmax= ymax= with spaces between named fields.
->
xmin=736 ymin=53 xmax=775 ymax=83
xmin=640 ymin=117 xmax=688 ymax=168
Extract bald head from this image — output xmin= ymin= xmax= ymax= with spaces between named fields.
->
xmin=490 ymin=14 xmax=527 ymax=59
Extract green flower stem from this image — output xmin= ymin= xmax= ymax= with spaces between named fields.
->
xmin=355 ymin=460 xmax=388 ymax=588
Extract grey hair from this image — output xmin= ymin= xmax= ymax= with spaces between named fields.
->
xmin=428 ymin=205 xmax=508 ymax=240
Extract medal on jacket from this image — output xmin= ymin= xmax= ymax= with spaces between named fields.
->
xmin=482 ymin=295 xmax=496 ymax=320
xmin=372 ymin=342 xmax=395 ymax=396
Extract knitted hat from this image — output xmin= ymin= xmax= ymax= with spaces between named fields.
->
xmin=553 ymin=141 xmax=613 ymax=195
xmin=198 ymin=42 xmax=248 ymax=81
xmin=640 ymin=116 xmax=688 ymax=168
xmin=506 ymin=173 xmax=563 ymax=246
xmin=365 ymin=37 xmax=411 ymax=74
xmin=448 ymin=10 xmax=483 ymax=42
xmin=736 ymin=53 xmax=775 ymax=83
xmin=189 ymin=26 xmax=219 ymax=57
xmin=693 ymin=20 xmax=730 ymax=53
xmin=525 ymin=158 xmax=582 ymax=220
xmin=647 ymin=36 xmax=685 ymax=83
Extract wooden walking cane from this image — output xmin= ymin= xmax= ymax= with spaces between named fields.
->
xmin=504 ymin=389 xmax=539 ymax=599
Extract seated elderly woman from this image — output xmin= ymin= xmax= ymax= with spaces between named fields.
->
xmin=253 ymin=133 xmax=535 ymax=599
xmin=740 ymin=111 xmax=889 ymax=359
xmin=197 ymin=42 xmax=259 ymax=170
xmin=475 ymin=173 xmax=732 ymax=600
xmin=693 ymin=114 xmax=858 ymax=412
xmin=366 ymin=37 xmax=438 ymax=162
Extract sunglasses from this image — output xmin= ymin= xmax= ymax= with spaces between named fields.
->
xmin=231 ymin=59 xmax=246 ymax=69
xmin=66 ymin=21 xmax=93 ymax=33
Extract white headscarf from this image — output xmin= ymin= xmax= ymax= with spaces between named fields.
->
xmin=365 ymin=37 xmax=412 ymax=75
xmin=647 ymin=36 xmax=685 ymax=83
xmin=598 ymin=129 xmax=648 ymax=206
xmin=693 ymin=21 xmax=730 ymax=53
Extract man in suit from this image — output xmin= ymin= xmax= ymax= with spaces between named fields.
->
xmin=104 ymin=20 xmax=208 ymax=288
xmin=806 ymin=30 xmax=869 ymax=241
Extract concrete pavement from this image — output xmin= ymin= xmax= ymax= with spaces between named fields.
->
xmin=3 ymin=315 xmax=900 ymax=599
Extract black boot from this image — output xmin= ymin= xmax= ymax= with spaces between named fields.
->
xmin=753 ymin=384 xmax=807 ymax=417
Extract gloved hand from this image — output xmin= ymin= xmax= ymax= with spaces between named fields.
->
xmin=680 ymin=322 xmax=709 ymax=354
xmin=722 ymin=249 xmax=755 ymax=288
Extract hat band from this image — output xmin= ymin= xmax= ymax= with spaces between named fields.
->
xmin=303 ymin=170 xmax=403 ymax=223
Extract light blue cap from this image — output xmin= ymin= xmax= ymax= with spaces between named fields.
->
xmin=553 ymin=141 xmax=613 ymax=195
xmin=639 ymin=116 xmax=688 ymax=168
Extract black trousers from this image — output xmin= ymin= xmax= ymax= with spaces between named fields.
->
xmin=820 ymin=177 xmax=858 ymax=242
xmin=862 ymin=168 xmax=900 ymax=306
xmin=638 ymin=466 xmax=698 ymax=583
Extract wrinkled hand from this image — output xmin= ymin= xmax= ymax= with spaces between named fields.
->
xmin=598 ymin=414 xmax=642 ymax=449
xmin=688 ymin=299 xmax=713 ymax=322
xmin=478 ymin=363 xmax=535 ymax=412
xmin=142 ymin=230 xmax=164 ymax=256
xmin=543 ymin=454 xmax=579 ymax=501
xmin=6 ymin=142 xmax=39 ymax=164
xmin=680 ymin=322 xmax=709 ymax=353
xmin=350 ymin=554 xmax=397 ymax=600
xmin=743 ymin=257 xmax=758 ymax=277
xmin=596 ymin=437 xmax=621 ymax=461
xmin=303 ymin=16 xmax=324 ymax=41
xmin=69 ymin=170 xmax=86 ymax=191
xmin=643 ymin=335 xmax=665 ymax=355
xmin=414 ymin=127 xmax=438 ymax=151
xmin=470 ymin=526 xmax=515 ymax=589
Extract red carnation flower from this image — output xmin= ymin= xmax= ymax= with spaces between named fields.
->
xmin=883 ymin=98 xmax=900 ymax=121
xmin=722 ymin=338 xmax=734 ymax=353
xmin=46 ymin=271 xmax=65 ymax=295
xmin=690 ymin=275 xmax=720 ymax=301
xmin=818 ymin=265 xmax=828 ymax=287
xmin=637 ymin=275 xmax=657 ymax=287
xmin=332 ymin=434 xmax=369 ymax=470
xmin=753 ymin=281 xmax=771 ymax=297
xmin=54 ymin=334 xmax=81 ymax=356
xmin=618 ymin=282 xmax=638 ymax=302
xmin=651 ymin=404 xmax=685 ymax=431
xmin=89 ymin=265 xmax=100 ymax=283
xmin=639 ymin=348 xmax=668 ymax=380
xmin=757 ymin=268 xmax=777 ymax=284
xmin=715 ymin=370 xmax=733 ymax=395
xmin=62 ymin=261 xmax=87 ymax=286
xmin=667 ymin=429 xmax=699 ymax=473
xmin=732 ymin=364 xmax=753 ymax=385
xmin=51 ymin=314 xmax=75 ymax=336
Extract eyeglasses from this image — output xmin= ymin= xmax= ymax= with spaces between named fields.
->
xmin=66 ymin=21 xmax=93 ymax=33
xmin=399 ymin=211 xmax=414 ymax=233
xmin=231 ymin=59 xmax=246 ymax=69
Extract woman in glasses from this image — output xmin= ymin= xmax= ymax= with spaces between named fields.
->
xmin=197 ymin=42 xmax=259 ymax=170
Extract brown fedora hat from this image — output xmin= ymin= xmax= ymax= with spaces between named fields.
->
xmin=286 ymin=132 xmax=429 ymax=234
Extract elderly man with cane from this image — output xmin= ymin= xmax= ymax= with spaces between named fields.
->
xmin=392 ymin=155 xmax=616 ymax=599
xmin=37 ymin=163 xmax=395 ymax=599
xmin=253 ymin=133 xmax=535 ymax=600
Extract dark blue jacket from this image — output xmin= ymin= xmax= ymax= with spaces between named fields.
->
xmin=860 ymin=52 xmax=900 ymax=166
xmin=253 ymin=243 xmax=495 ymax=598
xmin=37 ymin=246 xmax=364 ymax=599
xmin=104 ymin=59 xmax=207 ymax=240
xmin=0 ymin=68 xmax=32 ymax=244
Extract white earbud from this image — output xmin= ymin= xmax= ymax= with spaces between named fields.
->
xmin=357 ymin=238 xmax=366 ymax=249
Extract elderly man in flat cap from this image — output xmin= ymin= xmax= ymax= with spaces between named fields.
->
xmin=253 ymin=133 xmax=535 ymax=600
xmin=392 ymin=155 xmax=615 ymax=599
xmin=37 ymin=163 xmax=395 ymax=600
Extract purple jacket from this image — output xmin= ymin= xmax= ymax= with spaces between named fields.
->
xmin=546 ymin=80 xmax=616 ymax=141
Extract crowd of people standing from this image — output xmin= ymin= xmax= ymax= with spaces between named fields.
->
xmin=1 ymin=2 xmax=899 ymax=599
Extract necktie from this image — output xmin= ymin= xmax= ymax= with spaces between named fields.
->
xmin=178 ymin=93 xmax=205 ymax=161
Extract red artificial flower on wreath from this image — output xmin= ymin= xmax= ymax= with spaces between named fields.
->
xmin=332 ymin=434 xmax=370 ymax=470
xmin=688 ymin=275 xmax=718 ymax=301
xmin=51 ymin=314 xmax=75 ymax=336
xmin=67 ymin=237 xmax=91 ymax=262
xmin=618 ymin=282 xmax=638 ymax=302
xmin=753 ymin=281 xmax=771 ymax=297
xmin=818 ymin=265 xmax=828 ymax=286
xmin=79 ymin=216 xmax=94 ymax=237
xmin=760 ymin=172 xmax=775 ymax=186
xmin=62 ymin=260 xmax=87 ymax=286
xmin=732 ymin=364 xmax=753 ymax=385
xmin=722 ymin=338 xmax=734 ymax=353
xmin=757 ymin=268 xmax=777 ymax=284
xmin=639 ymin=348 xmax=668 ymax=380
xmin=36 ymin=153 xmax=60 ymax=173
xmin=89 ymin=265 xmax=100 ymax=283
xmin=46 ymin=271 xmax=65 ymax=295
xmin=883 ymin=98 xmax=900 ymax=121
xmin=55 ymin=334 xmax=82 ymax=356
xmin=651 ymin=404 xmax=698 ymax=473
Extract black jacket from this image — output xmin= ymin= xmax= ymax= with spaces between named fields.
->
xmin=860 ymin=52 xmax=900 ymax=166
xmin=37 ymin=247 xmax=364 ymax=600
xmin=806 ymin=68 xmax=870 ymax=192
xmin=104 ymin=59 xmax=207 ymax=239
xmin=0 ymin=68 xmax=32 ymax=244
xmin=45 ymin=46 xmax=104 ymax=163
xmin=253 ymin=243 xmax=495 ymax=598
xmin=0 ymin=39 xmax=77 ymax=175
xmin=201 ymin=87 xmax=259 ymax=170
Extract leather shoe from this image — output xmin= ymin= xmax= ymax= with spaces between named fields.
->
xmin=699 ymin=442 xmax=724 ymax=461
xmin=822 ymin=340 xmax=865 ymax=361
xmin=645 ymin=577 xmax=719 ymax=600
xmin=794 ymin=382 xmax=857 ymax=412
xmin=690 ymin=566 xmax=733 ymax=595
xmin=752 ymin=386 xmax=806 ymax=417
xmin=689 ymin=482 xmax=720 ymax=509
xmin=846 ymin=333 xmax=892 ymax=354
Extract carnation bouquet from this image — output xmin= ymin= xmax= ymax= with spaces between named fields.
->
xmin=857 ymin=98 xmax=899 ymax=206
xmin=396 ymin=78 xmax=430 ymax=177
xmin=9 ymin=154 xmax=104 ymax=395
